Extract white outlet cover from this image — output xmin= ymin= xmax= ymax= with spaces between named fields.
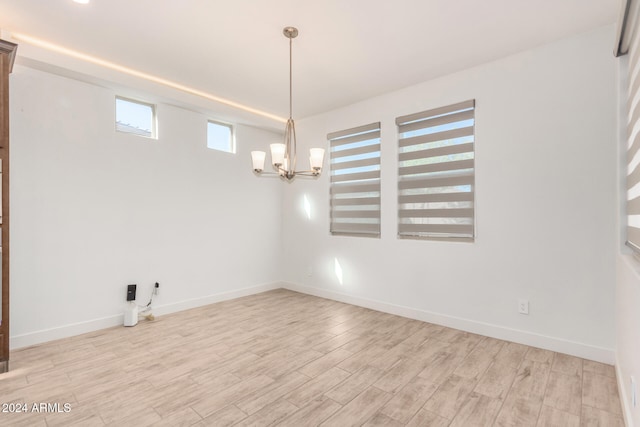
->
xmin=518 ymin=299 xmax=529 ymax=315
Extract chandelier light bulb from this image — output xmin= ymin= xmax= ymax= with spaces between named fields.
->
xmin=251 ymin=151 xmax=266 ymax=172
xmin=309 ymin=148 xmax=325 ymax=171
xmin=270 ymin=143 xmax=285 ymax=167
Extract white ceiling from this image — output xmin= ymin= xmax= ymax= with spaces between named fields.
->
xmin=0 ymin=0 xmax=620 ymax=128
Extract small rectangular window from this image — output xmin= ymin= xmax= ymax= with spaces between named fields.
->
xmin=396 ymin=100 xmax=475 ymax=241
xmin=328 ymin=122 xmax=381 ymax=237
xmin=115 ymin=97 xmax=156 ymax=138
xmin=207 ymin=121 xmax=234 ymax=153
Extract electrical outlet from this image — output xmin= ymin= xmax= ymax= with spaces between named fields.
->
xmin=154 ymin=282 xmax=160 ymax=296
xmin=126 ymin=284 xmax=137 ymax=301
xmin=518 ymin=299 xmax=529 ymax=315
xmin=632 ymin=376 xmax=637 ymax=408
xmin=307 ymin=265 xmax=313 ymax=277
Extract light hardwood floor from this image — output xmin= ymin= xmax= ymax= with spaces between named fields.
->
xmin=0 ymin=289 xmax=624 ymax=426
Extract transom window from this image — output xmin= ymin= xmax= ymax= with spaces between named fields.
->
xmin=207 ymin=121 xmax=234 ymax=153
xmin=115 ymin=97 xmax=156 ymax=138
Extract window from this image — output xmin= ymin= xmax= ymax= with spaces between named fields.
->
xmin=207 ymin=121 xmax=234 ymax=153
xmin=623 ymin=4 xmax=640 ymax=253
xmin=328 ymin=122 xmax=381 ymax=237
xmin=115 ymin=97 xmax=156 ymax=138
xmin=396 ymin=100 xmax=475 ymax=240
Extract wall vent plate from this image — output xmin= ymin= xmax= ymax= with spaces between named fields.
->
xmin=126 ymin=284 xmax=137 ymax=301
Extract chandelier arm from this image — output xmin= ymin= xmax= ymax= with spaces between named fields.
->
xmin=284 ymin=119 xmax=294 ymax=173
xmin=289 ymin=34 xmax=293 ymax=120
xmin=291 ymin=119 xmax=297 ymax=173
xmin=293 ymin=170 xmax=321 ymax=176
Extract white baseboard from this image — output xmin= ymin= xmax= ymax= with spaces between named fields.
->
xmin=153 ymin=281 xmax=283 ymax=316
xmin=10 ymin=315 xmax=124 ymax=350
xmin=281 ymin=282 xmax=615 ymax=364
xmin=616 ymin=355 xmax=635 ymax=427
xmin=11 ymin=281 xmax=615 ymax=365
xmin=10 ymin=281 xmax=283 ymax=350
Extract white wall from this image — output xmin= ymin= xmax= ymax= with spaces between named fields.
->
xmin=9 ymin=65 xmax=283 ymax=347
xmin=282 ymin=26 xmax=618 ymax=363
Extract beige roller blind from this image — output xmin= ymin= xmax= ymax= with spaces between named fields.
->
xmin=329 ymin=122 xmax=381 ymax=237
xmin=396 ymin=100 xmax=475 ymax=240
xmin=625 ymin=0 xmax=640 ymax=252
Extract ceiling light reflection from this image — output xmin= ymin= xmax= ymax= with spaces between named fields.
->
xmin=10 ymin=32 xmax=286 ymax=123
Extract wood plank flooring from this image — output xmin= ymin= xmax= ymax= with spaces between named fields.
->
xmin=0 ymin=289 xmax=624 ymax=426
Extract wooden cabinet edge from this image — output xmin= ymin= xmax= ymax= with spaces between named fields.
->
xmin=0 ymin=39 xmax=16 ymax=371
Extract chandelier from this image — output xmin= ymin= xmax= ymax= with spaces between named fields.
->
xmin=251 ymin=27 xmax=325 ymax=181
